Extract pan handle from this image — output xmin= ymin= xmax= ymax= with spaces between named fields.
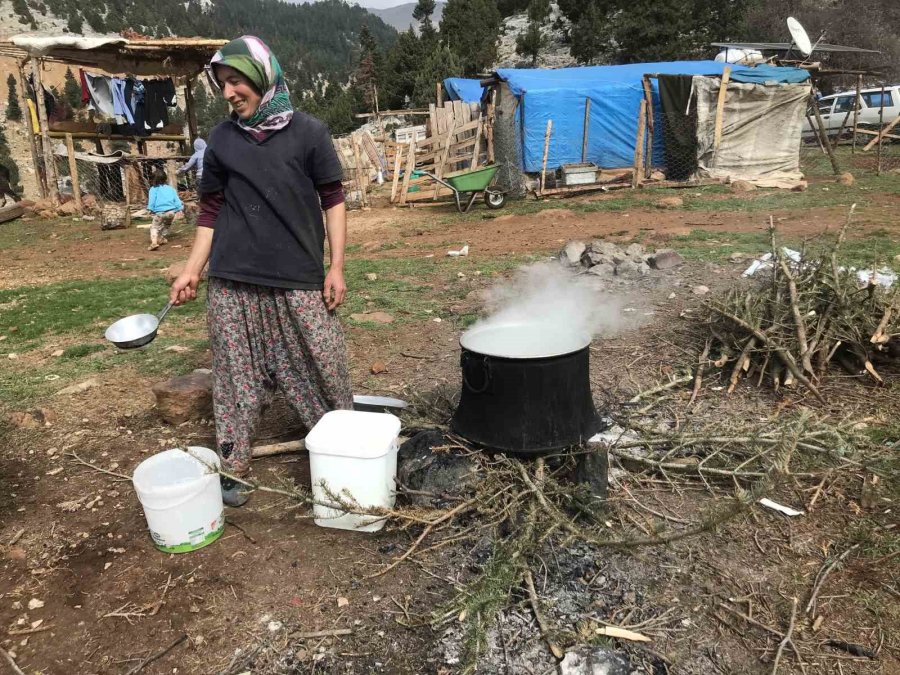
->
xmin=461 ymin=352 xmax=492 ymax=394
xmin=156 ymin=301 xmax=173 ymax=323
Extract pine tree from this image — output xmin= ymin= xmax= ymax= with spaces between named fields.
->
xmin=439 ymin=0 xmax=502 ymax=75
xmin=412 ymin=42 xmax=463 ymax=107
xmin=383 ymin=27 xmax=423 ymax=109
xmin=516 ymin=0 xmax=551 ymax=65
xmin=569 ymin=2 xmax=609 ymax=64
xmin=193 ymin=83 xmax=229 ymax=139
xmin=63 ymin=68 xmax=81 ymax=111
xmin=66 ymin=12 xmax=83 ymax=34
xmin=413 ymin=0 xmax=437 ymax=38
xmin=354 ymin=25 xmax=381 ymax=112
xmin=0 ymin=122 xmax=22 ymax=196
xmin=6 ymin=75 xmax=22 ymax=123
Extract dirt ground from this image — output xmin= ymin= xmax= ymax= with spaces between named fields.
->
xmin=1 ymin=185 xmax=898 ymax=674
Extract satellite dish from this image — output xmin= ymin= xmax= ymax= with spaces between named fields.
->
xmin=787 ymin=17 xmax=813 ymax=56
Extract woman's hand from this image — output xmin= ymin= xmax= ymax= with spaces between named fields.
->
xmin=170 ymin=271 xmax=201 ymax=305
xmin=323 ymin=267 xmax=346 ymax=310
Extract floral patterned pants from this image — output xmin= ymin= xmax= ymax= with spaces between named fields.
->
xmin=149 ymin=211 xmax=175 ymax=245
xmin=207 ymin=277 xmax=353 ymax=475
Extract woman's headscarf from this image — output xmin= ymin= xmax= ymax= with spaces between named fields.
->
xmin=207 ymin=36 xmax=293 ymax=134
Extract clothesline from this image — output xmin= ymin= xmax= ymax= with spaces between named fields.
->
xmin=79 ymin=69 xmax=178 ymax=137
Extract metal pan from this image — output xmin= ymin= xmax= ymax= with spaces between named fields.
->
xmin=105 ymin=302 xmax=173 ymax=350
xmin=352 ymin=395 xmax=408 ymax=414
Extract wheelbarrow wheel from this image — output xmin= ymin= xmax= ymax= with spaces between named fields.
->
xmin=484 ymin=190 xmax=506 ymax=210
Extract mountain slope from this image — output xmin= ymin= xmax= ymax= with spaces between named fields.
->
xmin=1 ymin=0 xmax=398 ymax=91
xmin=368 ymin=2 xmax=445 ymax=33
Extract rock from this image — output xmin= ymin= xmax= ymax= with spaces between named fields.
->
xmin=7 ymin=409 xmax=57 ymax=429
xmin=692 ymin=285 xmax=710 ymax=296
xmin=581 ymin=249 xmax=614 ymax=267
xmin=365 ymin=273 xmax=378 ymax=281
xmin=837 ymin=172 xmax=854 ymax=186
xmin=39 ymin=210 xmax=57 ymax=220
xmin=587 ymin=262 xmax=616 ymax=278
xmin=649 ymin=248 xmax=684 ymax=270
xmin=649 ymin=170 xmax=666 ymax=181
xmin=575 ymin=447 xmax=609 ymax=501
xmin=349 ymin=311 xmax=394 ymax=324
xmin=615 ymin=259 xmax=650 ymax=280
xmin=164 ymin=345 xmax=190 ymax=353
xmin=397 ymin=430 xmax=479 ymax=507
xmin=82 ymin=194 xmax=99 ymax=213
xmin=151 ymin=372 xmax=213 ymax=424
xmin=559 ymin=646 xmax=632 ymax=675
xmin=791 ymin=182 xmax=808 ymax=192
xmin=655 ymin=196 xmax=683 ymax=209
xmin=730 ymin=179 xmax=756 ymax=192
xmin=57 ymin=201 xmax=79 ymax=216
xmin=51 ymin=349 xmax=64 ymax=357
xmin=56 ymin=378 xmax=100 ymax=396
xmin=624 ymin=243 xmax=645 ymax=259
xmin=370 ymin=361 xmax=387 ymax=374
xmin=560 ymin=240 xmax=587 ymax=266
xmin=164 ymin=261 xmax=208 ymax=284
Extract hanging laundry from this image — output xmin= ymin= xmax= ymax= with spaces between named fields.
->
xmin=127 ymin=79 xmax=148 ymax=136
xmin=78 ymin=69 xmax=90 ymax=105
xmin=143 ymin=78 xmax=178 ymax=131
xmin=84 ymin=73 xmax=116 ymax=120
xmin=111 ymin=78 xmax=134 ymax=125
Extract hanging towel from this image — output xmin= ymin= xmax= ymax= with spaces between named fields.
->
xmin=84 ymin=73 xmax=116 ymax=120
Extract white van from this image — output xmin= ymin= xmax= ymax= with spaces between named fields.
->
xmin=802 ymin=85 xmax=900 ymax=138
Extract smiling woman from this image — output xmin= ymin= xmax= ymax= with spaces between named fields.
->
xmin=169 ymin=35 xmax=353 ymax=507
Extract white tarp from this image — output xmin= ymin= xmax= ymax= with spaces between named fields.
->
xmin=11 ymin=34 xmax=126 ymax=56
xmin=693 ymin=78 xmax=811 ymax=185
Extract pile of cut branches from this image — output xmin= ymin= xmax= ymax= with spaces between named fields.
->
xmin=702 ymin=207 xmax=899 ymax=402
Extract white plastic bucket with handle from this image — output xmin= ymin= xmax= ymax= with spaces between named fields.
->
xmin=132 ymin=446 xmax=225 ymax=553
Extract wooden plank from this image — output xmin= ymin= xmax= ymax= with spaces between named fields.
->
xmin=851 ymin=75 xmax=862 ymax=154
xmin=390 ymin=143 xmax=403 ymax=202
xmin=539 ymin=119 xmax=552 ymax=195
xmin=862 ymin=113 xmax=900 ymax=151
xmin=31 ymin=57 xmax=59 ymax=205
xmin=64 ymin=134 xmax=83 ymax=215
xmin=713 ymin=67 xmax=730 ymax=150
xmin=398 ymin=139 xmax=417 ymax=206
xmin=809 ymin=92 xmax=841 ymax=174
xmin=185 ymin=76 xmax=198 ymax=143
xmin=432 ymin=118 xmax=457 ymax=200
xmin=405 ymin=187 xmax=456 ymax=202
xmin=350 ymin=134 xmax=368 ymax=207
xmin=581 ymin=97 xmax=591 ymax=163
xmin=632 ymin=99 xmax=647 ymax=189
xmin=471 ymin=119 xmax=482 ymax=169
xmin=166 ymin=160 xmax=178 ymax=189
xmin=852 ymin=127 xmax=900 ymax=140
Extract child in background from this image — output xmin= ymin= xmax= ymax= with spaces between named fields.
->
xmin=177 ymin=138 xmax=206 ymax=190
xmin=147 ymin=168 xmax=183 ymax=251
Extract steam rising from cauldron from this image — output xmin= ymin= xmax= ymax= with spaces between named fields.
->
xmin=472 ymin=262 xmax=630 ymax=340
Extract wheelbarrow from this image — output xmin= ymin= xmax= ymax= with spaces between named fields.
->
xmin=411 ymin=164 xmax=506 ymax=213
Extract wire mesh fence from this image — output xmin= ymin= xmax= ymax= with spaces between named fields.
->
xmin=799 ymin=136 xmax=900 ymax=179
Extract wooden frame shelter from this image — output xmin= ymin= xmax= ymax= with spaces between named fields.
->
xmin=0 ymin=35 xmax=227 ymax=206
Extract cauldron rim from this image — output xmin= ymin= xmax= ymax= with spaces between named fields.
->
xmin=459 ymin=321 xmax=592 ymax=359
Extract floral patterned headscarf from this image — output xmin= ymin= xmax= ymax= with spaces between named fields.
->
xmin=207 ymin=35 xmax=293 ymax=134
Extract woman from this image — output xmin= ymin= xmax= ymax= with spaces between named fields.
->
xmin=170 ymin=36 xmax=352 ymax=507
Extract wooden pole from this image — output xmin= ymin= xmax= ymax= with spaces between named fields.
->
xmin=539 ymin=119 xmax=552 ymax=195
xmin=436 ymin=82 xmax=443 ymax=106
xmin=398 ymin=139 xmax=417 ymax=206
xmin=632 ymin=99 xmax=647 ymax=188
xmin=851 ymin=74 xmax=862 ymax=154
xmin=713 ymin=67 xmax=731 ymax=150
xmin=17 ymin=60 xmax=45 ymax=199
xmin=432 ymin=118 xmax=456 ymax=200
xmin=184 ymin=77 xmax=198 ymax=144
xmin=876 ymin=84 xmax=885 ymax=176
xmin=30 ymin=57 xmax=59 ymax=205
xmin=581 ymin=97 xmax=591 ymax=163
xmin=642 ymin=76 xmax=655 ymax=179
xmin=64 ymin=133 xmax=83 ymax=215
xmin=166 ymin=160 xmax=178 ymax=189
xmin=809 ymin=91 xmax=841 ymax=175
xmin=350 ymin=133 xmax=368 ymax=207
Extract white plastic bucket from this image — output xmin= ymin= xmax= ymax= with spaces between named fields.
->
xmin=132 ymin=447 xmax=225 ymax=553
xmin=306 ymin=410 xmax=401 ymax=533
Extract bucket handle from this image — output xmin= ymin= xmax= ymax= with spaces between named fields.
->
xmin=461 ymin=352 xmax=492 ymax=394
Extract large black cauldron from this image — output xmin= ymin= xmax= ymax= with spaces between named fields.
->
xmin=450 ymin=322 xmax=601 ymax=454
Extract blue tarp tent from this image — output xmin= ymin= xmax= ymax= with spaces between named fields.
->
xmin=444 ymin=77 xmax=485 ymax=103
xmin=494 ymin=62 xmax=809 ymax=172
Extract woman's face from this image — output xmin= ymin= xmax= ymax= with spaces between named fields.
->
xmin=215 ymin=65 xmax=262 ymax=120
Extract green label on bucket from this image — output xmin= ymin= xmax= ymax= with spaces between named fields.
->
xmin=150 ymin=511 xmax=225 ymax=554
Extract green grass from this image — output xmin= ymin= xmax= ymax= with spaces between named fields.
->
xmin=0 ymin=276 xmax=205 ymax=350
xmin=660 ymin=227 xmax=900 ymax=269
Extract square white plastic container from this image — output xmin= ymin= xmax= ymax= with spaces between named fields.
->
xmin=306 ymin=410 xmax=401 ymax=532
